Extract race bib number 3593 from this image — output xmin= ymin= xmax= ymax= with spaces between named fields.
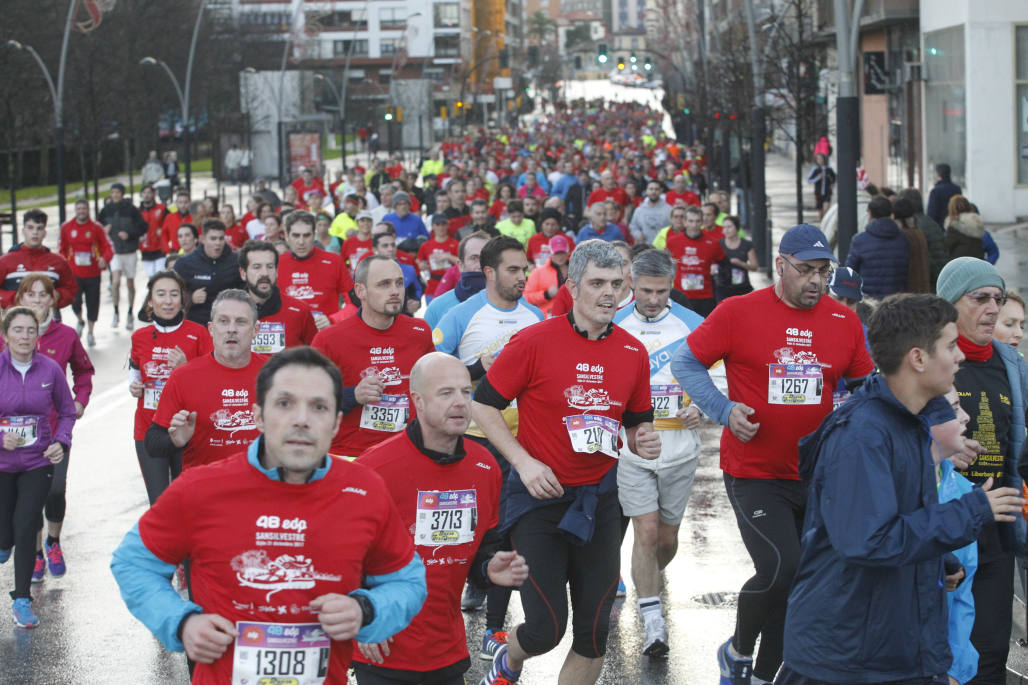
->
xmin=232 ymin=621 xmax=330 ymax=685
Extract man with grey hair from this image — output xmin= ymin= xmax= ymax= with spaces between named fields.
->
xmin=613 ymin=248 xmax=708 ymax=658
xmin=145 ymin=288 xmax=265 ymax=471
xmin=472 ymin=239 xmax=661 ymax=685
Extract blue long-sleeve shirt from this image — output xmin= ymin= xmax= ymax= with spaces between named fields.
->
xmin=982 ymin=230 xmax=999 ymax=264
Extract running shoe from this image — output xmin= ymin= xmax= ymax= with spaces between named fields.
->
xmin=12 ymin=598 xmax=38 ymax=628
xmin=717 ymin=636 xmax=753 ymax=685
xmin=125 ymin=317 xmax=134 ymax=332
xmin=87 ymin=332 xmax=96 ymax=348
xmin=642 ymin=614 xmax=669 ymax=658
xmin=478 ymin=645 xmax=520 ymax=685
xmin=44 ymin=539 xmax=66 ymax=578
xmin=461 ymin=583 xmax=487 ymax=612
xmin=111 ymin=312 xmax=119 ymax=329
xmin=31 ymin=555 xmax=45 ymax=584
xmin=0 ymin=548 xmax=10 ymax=563
xmin=616 ymin=576 xmax=627 ymax=598
xmin=75 ymin=320 xmax=85 ymax=337
xmin=480 ymin=629 xmax=508 ymax=660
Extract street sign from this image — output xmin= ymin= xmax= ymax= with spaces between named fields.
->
xmin=476 ymin=94 xmax=496 ymax=104
xmin=493 ymin=77 xmax=512 ymax=90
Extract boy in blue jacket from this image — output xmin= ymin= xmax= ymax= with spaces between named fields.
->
xmin=776 ymin=294 xmax=1024 ymax=685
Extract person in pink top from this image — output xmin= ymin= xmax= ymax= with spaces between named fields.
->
xmin=12 ymin=274 xmax=94 ymax=585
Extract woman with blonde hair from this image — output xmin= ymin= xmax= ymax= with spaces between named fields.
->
xmin=944 ymin=194 xmax=985 ymax=259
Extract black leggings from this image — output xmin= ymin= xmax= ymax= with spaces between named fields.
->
xmin=511 ymin=492 xmax=621 ymax=659
xmin=44 ymin=447 xmax=70 ymax=524
xmin=775 ymin=665 xmax=947 ymax=685
xmin=0 ymin=465 xmax=53 ymax=599
xmin=724 ymin=474 xmax=807 ymax=682
xmin=466 ymin=435 xmax=515 ymax=631
xmin=352 ymin=658 xmax=469 ymax=684
xmin=135 ymin=440 xmax=182 ymax=506
xmin=72 ymin=276 xmax=101 ymax=323
xmin=967 ymin=548 xmax=1014 ymax=685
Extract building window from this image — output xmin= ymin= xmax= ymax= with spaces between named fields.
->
xmin=434 ymin=34 xmax=460 ymax=58
xmin=323 ymin=9 xmax=367 ymax=31
xmin=434 ymin=3 xmax=459 ymax=29
xmin=1016 ymin=25 xmax=1028 ymax=184
xmin=924 ymin=25 xmax=965 ymax=187
xmin=379 ymin=7 xmax=406 ymax=28
xmin=333 ymin=39 xmax=368 ymax=57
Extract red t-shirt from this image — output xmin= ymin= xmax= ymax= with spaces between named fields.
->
xmin=277 ymin=249 xmax=355 ymax=317
xmin=253 ymin=294 xmax=319 ymax=353
xmin=666 ymin=190 xmax=701 ymax=207
xmin=526 ymin=233 xmax=575 ymax=269
xmin=587 ymin=186 xmax=629 ymax=207
xmin=357 ymin=431 xmax=501 ymax=671
xmin=225 ymin=222 xmax=248 ymax=250
xmin=153 ymin=353 xmax=267 ymax=468
xmin=139 ymin=203 xmax=167 ymax=255
xmin=312 ymin=315 xmax=435 ymax=456
xmin=666 ymin=231 xmax=725 ymax=300
xmin=484 ymin=316 xmax=651 ymax=486
xmin=137 ymin=452 xmax=415 ymax=685
xmin=341 ymin=236 xmax=373 ymax=273
xmin=162 ymin=210 xmax=190 ymax=253
xmin=130 ymin=320 xmax=213 ymax=440
xmin=549 ymin=283 xmax=573 ymax=318
xmin=58 ymin=219 xmax=113 ymax=279
xmin=686 ymin=287 xmax=875 ymax=480
xmin=416 ymin=237 xmax=459 ymax=295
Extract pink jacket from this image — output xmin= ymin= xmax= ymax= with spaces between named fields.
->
xmin=36 ymin=320 xmax=94 ymax=407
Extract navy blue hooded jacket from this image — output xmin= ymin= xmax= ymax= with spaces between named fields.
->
xmin=846 ymin=218 xmax=910 ymax=298
xmin=783 ymin=374 xmax=993 ymax=683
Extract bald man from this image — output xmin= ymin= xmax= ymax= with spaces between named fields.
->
xmin=356 ymin=353 xmax=527 ymax=684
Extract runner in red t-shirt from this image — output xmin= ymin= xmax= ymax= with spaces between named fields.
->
xmin=138 ymin=185 xmax=168 ymax=276
xmin=665 ymin=174 xmax=700 ymax=207
xmin=671 ymin=224 xmax=874 ymax=683
xmin=59 ymin=200 xmax=114 ymax=342
xmin=112 ymin=346 xmax=426 ymax=685
xmin=586 ymin=170 xmax=628 ymax=208
xmin=129 ymin=270 xmax=212 ymax=504
xmin=355 ymin=353 xmax=527 ymax=682
xmin=277 ymin=211 xmax=355 ymax=329
xmin=342 ymin=212 xmax=375 ymax=274
xmin=472 ymin=240 xmax=660 ymax=684
xmin=239 ymin=240 xmax=319 ymax=352
xmin=312 ymin=256 xmax=435 ymax=458
xmin=417 ymin=215 xmax=460 ymax=298
xmin=665 ymin=205 xmax=725 ymax=317
xmin=290 ymin=166 xmax=326 ymax=206
xmin=147 ymin=291 xmax=267 ymax=470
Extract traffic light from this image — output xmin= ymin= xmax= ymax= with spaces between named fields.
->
xmin=499 ymin=48 xmax=509 ymax=69
xmin=714 ymin=111 xmax=721 ymax=119
xmin=384 ymin=106 xmax=394 ymax=121
xmin=684 ymin=108 xmax=691 ymax=114
xmin=630 ymin=53 xmax=637 ymax=64
xmin=644 ymin=57 xmax=653 ymax=71
xmin=617 ymin=56 xmax=625 ymax=70
xmin=597 ymin=43 xmax=609 ymax=64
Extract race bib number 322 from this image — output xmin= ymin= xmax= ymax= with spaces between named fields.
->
xmin=232 ymin=621 xmax=330 ymax=685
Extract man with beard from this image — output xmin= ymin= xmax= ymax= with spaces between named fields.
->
xmin=671 ymin=224 xmax=874 ymax=685
xmin=473 ymin=240 xmax=659 ymax=685
xmin=238 ymin=240 xmax=318 ymax=353
xmin=312 ymin=256 xmax=435 ymax=460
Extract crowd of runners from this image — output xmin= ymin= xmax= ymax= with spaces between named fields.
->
xmin=0 ymin=98 xmax=1025 ymax=685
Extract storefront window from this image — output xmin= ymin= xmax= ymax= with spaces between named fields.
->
xmin=924 ymin=26 xmax=965 ymax=187
xmin=1015 ymin=26 xmax=1028 ymax=184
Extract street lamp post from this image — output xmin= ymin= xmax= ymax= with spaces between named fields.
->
xmin=139 ymin=1 xmax=206 ymax=193
xmin=313 ymin=73 xmax=346 ymax=170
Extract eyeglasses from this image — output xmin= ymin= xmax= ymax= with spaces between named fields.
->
xmin=964 ymin=291 xmax=1006 ymax=307
xmin=782 ymin=256 xmax=834 ymax=281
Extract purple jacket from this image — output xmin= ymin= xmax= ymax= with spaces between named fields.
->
xmin=0 ymin=349 xmax=77 ymax=473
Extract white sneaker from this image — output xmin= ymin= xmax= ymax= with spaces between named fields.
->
xmin=642 ymin=613 xmax=669 ymax=658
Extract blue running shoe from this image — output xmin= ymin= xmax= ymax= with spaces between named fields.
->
xmin=31 ymin=555 xmax=45 ymax=584
xmin=616 ymin=576 xmax=627 ymax=598
xmin=0 ymin=548 xmax=10 ymax=563
xmin=12 ymin=598 xmax=38 ymax=628
xmin=44 ymin=539 xmax=66 ymax=578
xmin=717 ymin=637 xmax=752 ymax=685
xmin=479 ymin=644 xmax=521 ymax=685
xmin=480 ymin=629 xmax=508 ymax=660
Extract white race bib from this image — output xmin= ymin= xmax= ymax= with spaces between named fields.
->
xmin=414 ymin=489 xmax=477 ymax=546
xmin=252 ymin=321 xmax=286 ymax=354
xmin=143 ymin=380 xmax=165 ymax=411
xmin=768 ymin=364 xmax=823 ymax=405
xmin=731 ymin=267 xmax=746 ymax=285
xmin=651 ymin=384 xmax=685 ymax=431
xmin=0 ymin=416 xmax=38 ymax=447
xmin=74 ymin=251 xmax=92 ymax=266
xmin=564 ymin=414 xmax=620 ymax=458
xmin=428 ymin=251 xmax=450 ymax=271
xmin=681 ymin=273 xmax=704 ymax=291
xmin=232 ymin=621 xmax=330 ymax=685
xmin=534 ymin=247 xmax=551 ymax=268
xmin=359 ymin=394 xmax=410 ymax=432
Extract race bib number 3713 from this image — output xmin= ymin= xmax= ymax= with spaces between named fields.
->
xmin=414 ymin=489 xmax=478 ymax=546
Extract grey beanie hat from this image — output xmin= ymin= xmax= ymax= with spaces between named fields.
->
xmin=935 ymin=257 xmax=1005 ymax=303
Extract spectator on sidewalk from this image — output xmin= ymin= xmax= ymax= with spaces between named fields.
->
xmin=892 ymin=197 xmax=932 ymax=294
xmin=845 ymin=196 xmax=909 ymax=299
xmin=898 ymin=187 xmax=948 ymax=290
xmin=944 ymin=195 xmax=986 ymax=260
xmin=140 ymin=151 xmax=164 ymax=185
xmin=806 ymin=153 xmax=836 ymax=220
xmin=223 ymin=144 xmax=243 ymax=184
xmin=927 ymin=163 xmax=962 ymax=227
